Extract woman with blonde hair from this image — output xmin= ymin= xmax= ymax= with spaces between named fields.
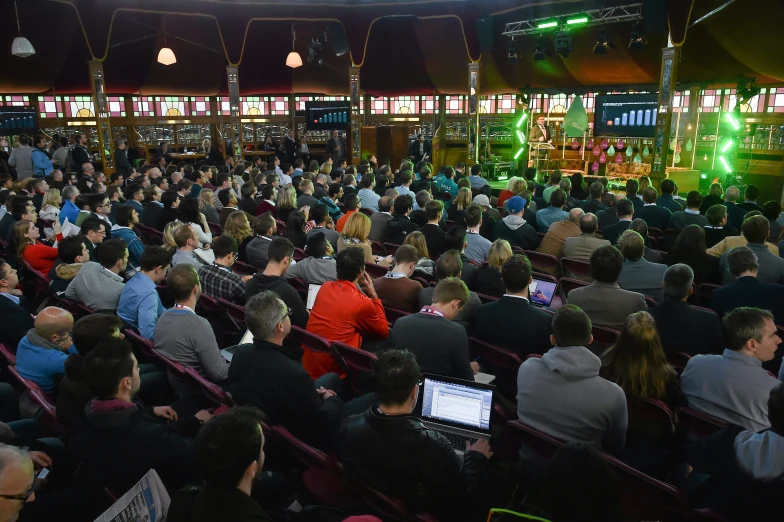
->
xmin=497 ymin=176 xmax=522 ymax=209
xmin=14 ymin=219 xmax=62 ymax=274
xmin=275 ymin=185 xmax=298 ymax=223
xmin=447 ymin=187 xmax=473 ymax=221
xmin=198 ymin=189 xmax=220 ymax=225
xmin=39 ymin=188 xmax=63 ymax=237
xmin=163 ymin=220 xmax=183 ymax=253
xmin=223 ymin=210 xmax=253 ymax=262
xmin=473 ymin=239 xmax=513 ymax=297
xmin=338 ymin=212 xmax=392 ymax=266
xmin=638 ymin=176 xmax=651 ymax=193
xmin=403 ymin=231 xmax=435 ymax=277
xmin=600 ymin=311 xmax=682 ymax=406
xmin=319 ymin=162 xmax=333 ymax=176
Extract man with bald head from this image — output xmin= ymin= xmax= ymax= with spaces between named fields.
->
xmin=15 ymin=307 xmax=77 ymax=393
xmin=0 ymin=444 xmax=36 ymax=522
xmin=723 ymin=185 xmax=748 ymax=230
xmin=562 ymin=213 xmax=611 ymax=275
xmin=369 ymin=195 xmax=395 ymax=243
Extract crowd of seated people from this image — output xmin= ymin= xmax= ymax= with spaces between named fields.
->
xmin=3 ymin=152 xmax=784 ymax=522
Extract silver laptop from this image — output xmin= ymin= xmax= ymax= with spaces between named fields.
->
xmin=221 ymin=329 xmax=254 ymax=362
xmin=420 ymin=374 xmax=495 ymax=455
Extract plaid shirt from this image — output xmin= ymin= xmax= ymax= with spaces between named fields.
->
xmin=198 ymin=263 xmax=246 ymax=304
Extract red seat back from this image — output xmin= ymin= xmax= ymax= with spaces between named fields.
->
xmin=364 ymin=263 xmax=390 ymax=279
xmin=123 ymin=328 xmax=156 ymax=358
xmin=355 ymin=484 xmax=414 ymax=522
xmin=469 ymin=338 xmax=522 ymax=371
xmin=0 ymin=343 xmax=16 ymax=365
xmin=505 ymin=420 xmax=563 ymax=460
xmin=648 ymin=227 xmax=663 ymax=240
xmin=151 ymin=349 xmax=187 ymax=377
xmin=559 ymin=277 xmax=589 ymax=297
xmin=197 ymin=293 xmax=222 ymax=315
xmin=475 ymin=292 xmax=499 ymax=305
xmin=591 ymin=325 xmax=620 ymax=349
xmin=382 ymin=243 xmax=402 ymax=256
xmin=182 ymin=366 xmax=234 ymax=407
xmin=293 ymin=247 xmax=306 ymax=261
xmin=667 ymin=351 xmax=691 ymax=374
xmin=217 ymin=297 xmax=246 ymax=331
xmin=231 ymin=260 xmax=257 ymax=276
xmin=289 ymin=326 xmax=345 ymax=371
xmin=332 ymin=341 xmax=377 ymax=374
xmin=269 ymin=424 xmax=341 ymax=476
xmin=22 ymin=260 xmax=50 ymax=294
xmin=560 ymin=257 xmax=591 ymax=279
xmin=675 ymin=407 xmax=727 ymax=440
xmin=369 ymin=240 xmax=386 ymax=256
xmin=626 ymin=397 xmax=676 ymax=435
xmin=208 ymin=222 xmax=223 ymax=237
xmin=696 ymin=283 xmax=720 ymax=308
xmin=522 ymin=250 xmax=560 ymax=274
xmin=359 ymin=208 xmax=374 ymax=217
xmin=8 ymin=366 xmax=68 ymax=434
xmin=383 ymin=306 xmax=410 ymax=327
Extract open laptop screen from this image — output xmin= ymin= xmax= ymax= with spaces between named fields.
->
xmin=529 ymin=278 xmax=557 ymax=307
xmin=421 ymin=376 xmax=493 ymax=432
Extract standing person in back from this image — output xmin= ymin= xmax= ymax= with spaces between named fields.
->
xmin=516 ymin=305 xmax=628 ymax=455
xmin=634 ymin=187 xmax=672 ymax=232
xmin=680 ymin=307 xmax=781 ymax=431
xmin=372 ymin=245 xmax=423 ymax=313
xmin=304 ymin=247 xmax=389 ymax=379
xmin=494 ymin=196 xmax=539 ymax=250
xmin=668 ymin=191 xmax=709 ymax=231
xmin=648 ymin=264 xmax=723 ymax=357
xmin=392 ymin=278 xmax=476 ymax=381
xmin=567 ymin=245 xmax=647 ymax=328
xmin=617 ymin=230 xmax=668 ymax=301
xmin=719 ymin=215 xmax=784 ymax=285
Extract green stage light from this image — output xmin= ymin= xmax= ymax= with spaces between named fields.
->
xmin=566 ymin=16 xmax=589 ymax=25
xmin=725 ymin=113 xmax=741 ymax=131
xmin=516 ymin=130 xmax=527 ymax=143
xmin=514 ymin=147 xmax=525 ymax=160
xmin=700 ymin=173 xmax=708 ymax=179
xmin=720 ymin=139 xmax=734 ymax=153
xmin=537 ymin=20 xmax=559 ymax=30
xmin=718 ymin=155 xmax=732 ymax=173
xmin=515 ymin=112 xmax=528 ymax=128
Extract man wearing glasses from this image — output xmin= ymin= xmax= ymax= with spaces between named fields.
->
xmin=88 ymin=193 xmax=114 ymax=236
xmin=0 ymin=444 xmax=36 ymax=521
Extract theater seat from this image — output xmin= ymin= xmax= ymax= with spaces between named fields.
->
xmin=675 ymin=407 xmax=728 ymax=440
xmin=7 ymin=366 xmax=68 ymax=434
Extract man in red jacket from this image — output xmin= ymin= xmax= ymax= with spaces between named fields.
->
xmin=304 ymin=246 xmax=388 ymax=379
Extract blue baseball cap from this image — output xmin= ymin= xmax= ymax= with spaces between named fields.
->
xmin=507 ymin=196 xmax=526 ymax=214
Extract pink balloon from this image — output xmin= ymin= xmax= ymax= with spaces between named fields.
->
xmin=592 ymin=161 xmax=599 ymax=172
xmin=599 ymin=152 xmax=607 ymax=164
xmin=571 ymin=138 xmax=579 ymax=150
xmin=586 ymin=139 xmax=594 ymax=149
xmin=617 ymin=139 xmax=625 ymax=149
xmin=615 ymin=153 xmax=623 ymax=163
xmin=601 ymin=138 xmax=609 ymax=150
xmin=593 ymin=145 xmax=601 ymax=156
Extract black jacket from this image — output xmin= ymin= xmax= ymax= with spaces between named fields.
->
xmin=245 ymin=274 xmax=308 ymax=328
xmin=655 ymin=195 xmax=684 ymax=213
xmin=55 ymin=353 xmax=94 ymax=428
xmin=596 ymin=207 xmax=619 ymax=232
xmin=634 ymin=205 xmax=672 ymax=231
xmin=601 ymin=219 xmax=631 ymax=245
xmin=699 ymin=194 xmax=724 ymax=215
xmin=391 ymin=313 xmax=473 ymax=381
xmin=723 ymin=202 xmax=748 ymax=231
xmin=737 ymin=201 xmax=762 ymax=213
xmin=0 ymin=294 xmax=33 ymax=350
xmin=156 ymin=207 xmax=179 ymax=232
xmin=418 ymin=223 xmax=447 ymax=256
xmin=663 ymin=251 xmax=721 ymax=287
xmin=474 ymin=296 xmax=552 ymax=359
xmin=648 ymin=300 xmax=723 ymax=357
xmin=141 ymin=202 xmax=164 ymax=229
xmin=386 ymin=214 xmax=419 ymax=244
xmin=71 ymin=399 xmax=200 ymax=493
xmin=493 ymin=220 xmax=540 ymax=250
xmin=473 ymin=265 xmax=505 ymax=298
xmin=703 ymin=225 xmax=739 ymax=248
xmin=460 ymin=253 xmax=478 ymax=290
xmin=579 ymin=199 xmax=607 ymax=215
xmin=71 ymin=145 xmax=91 ymax=169
xmin=168 ymin=484 xmax=271 ymax=522
xmin=712 ymin=276 xmax=784 ymax=326
xmin=114 ymin=147 xmax=131 ymax=176
xmin=337 ymin=407 xmax=489 ymax=519
xmin=225 ymin=340 xmax=344 ymax=450
xmin=239 ymin=197 xmax=258 ymax=217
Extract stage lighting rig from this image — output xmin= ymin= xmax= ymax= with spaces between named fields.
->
xmin=308 ymin=39 xmax=323 ymax=66
xmin=533 ymin=36 xmax=552 ymax=61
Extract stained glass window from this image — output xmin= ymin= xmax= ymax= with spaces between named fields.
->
xmin=445 ymin=96 xmax=465 ymax=114
xmin=132 ymin=96 xmax=155 ymax=117
xmin=529 ymin=94 xmax=543 ymax=112
xmin=38 ymin=96 xmax=63 ymax=119
xmin=699 ymin=89 xmax=721 ymax=113
xmin=3 ymin=96 xmax=30 ymax=106
xmin=672 ymin=91 xmax=690 ymax=113
xmin=370 ymin=97 xmax=388 ymax=115
xmin=580 ymin=93 xmax=596 ymax=111
xmin=218 ymin=97 xmax=231 ymax=115
xmin=107 ymin=97 xmax=126 ymax=117
xmin=63 ymin=96 xmax=95 ymax=118
xmin=241 ymin=96 xmax=265 ymax=116
xmin=724 ymin=88 xmax=760 ymax=112
xmin=421 ymin=96 xmax=437 ymax=114
xmin=495 ymin=95 xmax=515 ymax=114
xmin=478 ymin=98 xmax=492 ymax=114
xmin=156 ymin=96 xmax=189 ymax=117
xmin=392 ymin=96 xmax=419 ymax=114
xmin=265 ymin=96 xmax=288 ymax=115
xmin=191 ymin=97 xmax=210 ymax=116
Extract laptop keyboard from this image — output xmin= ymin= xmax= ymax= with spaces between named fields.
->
xmin=441 ymin=431 xmax=473 ymax=452
xmin=224 ymin=346 xmax=237 ymax=355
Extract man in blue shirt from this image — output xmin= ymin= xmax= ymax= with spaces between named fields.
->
xmin=536 ymin=188 xmax=569 ymax=232
xmin=434 ymin=166 xmax=459 ymax=202
xmin=16 ymin=307 xmax=78 ymax=393
xmin=59 ymin=186 xmax=80 ymax=225
xmin=468 ymin=164 xmax=489 ymax=190
xmin=117 ymin=246 xmax=173 ymax=340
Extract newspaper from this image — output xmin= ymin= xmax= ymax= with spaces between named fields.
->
xmin=94 ymin=469 xmax=171 ymax=522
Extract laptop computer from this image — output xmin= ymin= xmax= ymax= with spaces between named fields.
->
xmin=221 ymin=329 xmax=254 ymax=363
xmin=529 ymin=277 xmax=558 ymax=308
xmin=419 ymin=374 xmax=495 ymax=455
xmin=306 ymin=283 xmax=322 ymax=311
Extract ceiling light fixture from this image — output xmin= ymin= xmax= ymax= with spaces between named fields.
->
xmin=308 ymin=38 xmax=323 ymax=66
xmin=628 ymin=22 xmax=646 ymax=51
xmin=507 ymin=37 xmax=519 ymax=62
xmin=157 ymin=16 xmax=176 ymax=65
xmin=286 ymin=24 xmax=302 ymax=68
xmin=554 ymin=31 xmax=574 ymax=58
xmin=533 ymin=35 xmax=552 ymax=61
xmin=593 ymin=28 xmax=615 ymax=55
xmin=11 ymin=0 xmax=35 ymax=58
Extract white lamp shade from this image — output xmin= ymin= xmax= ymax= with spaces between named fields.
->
xmin=157 ymin=47 xmax=177 ymax=66
xmin=286 ymin=51 xmax=303 ymax=68
xmin=11 ymin=37 xmax=35 ymax=58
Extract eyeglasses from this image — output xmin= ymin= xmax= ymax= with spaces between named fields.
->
xmin=0 ymin=486 xmax=34 ymax=502
xmin=277 ymin=307 xmax=292 ymax=324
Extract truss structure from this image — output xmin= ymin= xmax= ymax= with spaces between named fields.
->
xmin=502 ymin=3 xmax=643 ymax=37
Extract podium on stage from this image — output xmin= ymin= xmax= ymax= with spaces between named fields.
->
xmin=529 ymin=142 xmax=555 ymax=176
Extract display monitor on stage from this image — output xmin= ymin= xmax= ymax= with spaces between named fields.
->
xmin=305 ymin=101 xmax=350 ymax=130
xmin=594 ymin=94 xmax=659 ymax=138
xmin=0 ymin=106 xmax=38 ymax=136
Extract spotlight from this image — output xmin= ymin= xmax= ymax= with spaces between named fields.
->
xmin=737 ymin=79 xmax=761 ymax=104
xmin=628 ymin=22 xmax=646 ymax=50
xmin=307 ymin=39 xmax=323 ymax=65
xmin=593 ymin=29 xmax=615 ymax=54
xmin=533 ymin=36 xmax=552 ymax=61
xmin=507 ymin=37 xmax=519 ymax=62
xmin=554 ymin=31 xmax=574 ymax=58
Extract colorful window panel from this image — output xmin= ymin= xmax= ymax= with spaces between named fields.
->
xmin=64 ymin=96 xmax=95 ymax=118
xmin=724 ymin=89 xmax=760 ymax=112
xmin=265 ymin=96 xmax=289 ymax=115
xmin=392 ymin=96 xmax=419 ymax=115
xmin=766 ymin=88 xmax=784 ymax=113
xmin=699 ymin=89 xmax=721 ymax=113
xmin=190 ymin=97 xmax=210 ymax=116
xmin=3 ymin=96 xmax=30 ymax=106
xmin=672 ymin=91 xmax=690 ymax=113
xmin=241 ymin=96 xmax=266 ymax=116
xmin=445 ymin=96 xmax=465 ymax=114
xmin=478 ymin=98 xmax=492 ymax=114
xmin=546 ymin=94 xmax=568 ymax=114
xmin=495 ymin=95 xmax=515 ymax=114
xmin=218 ymin=97 xmax=232 ymax=115
xmin=132 ymin=96 xmax=155 ymax=117
xmin=370 ymin=97 xmax=389 ymax=115
xmin=421 ymin=96 xmax=437 ymax=114
xmin=107 ymin=97 xmax=126 ymax=117
xmin=38 ymin=96 xmax=63 ymax=119
xmin=580 ymin=93 xmax=595 ymax=111
xmin=295 ymin=96 xmax=312 ymax=112
xmin=156 ymin=96 xmax=189 ymax=117
xmin=528 ymin=94 xmax=543 ymax=112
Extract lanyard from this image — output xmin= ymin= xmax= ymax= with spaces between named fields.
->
xmin=174 ymin=304 xmax=194 ymax=313
xmin=419 ymin=307 xmax=444 ymax=317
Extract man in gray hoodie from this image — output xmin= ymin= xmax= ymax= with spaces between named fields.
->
xmin=493 ymin=196 xmax=540 ymax=250
xmin=516 ymin=305 xmax=628 ymax=455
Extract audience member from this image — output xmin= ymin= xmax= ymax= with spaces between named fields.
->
xmin=0 ymin=259 xmax=34 ymax=349
xmin=64 ymin=238 xmax=128 ymax=312
xmin=681 ymin=307 xmax=781 ymax=431
xmin=402 ymin=230 xmax=435 ymax=277
xmin=307 ymin=203 xmax=339 ymax=252
xmin=372 ymin=245 xmax=423 ymax=313
xmin=418 ymin=200 xmax=447 ymax=255
xmin=463 ymin=204 xmax=492 ymax=264
xmin=304 ymin=247 xmax=388 ymax=379
xmin=579 ymin=182 xmax=607 ymax=214
xmin=0 ymin=445 xmax=37 ymax=522
xmin=13 ymin=218 xmax=62 ymax=275
xmin=222 ymin=210 xmax=253 ymax=262
xmin=386 ymin=194 xmax=418 ymax=244
xmin=157 ymin=191 xmax=181 ymax=231
xmin=368 ymin=196 xmax=393 ymax=243
xmin=595 ymin=192 xmax=620 ymax=231
xmin=763 ymin=200 xmax=783 ymax=240
xmin=617 ymin=230 xmax=667 ymax=301
xmin=117 ymin=246 xmax=171 ymax=340
xmin=567 ymin=245 xmax=647 ymax=328
xmin=418 ymin=250 xmax=481 ymax=330
xmin=600 ymin=199 xmax=634 ymax=245
xmin=535 ymin=188 xmax=568 ymax=233
xmin=245 ymin=213 xmax=276 ymax=270
xmin=634 ymin=187 xmax=672 ymax=231
xmin=494 ymin=196 xmax=539 ymax=250
xmin=662 ymin=224 xmax=720 ymax=287
xmin=517 ymin=305 xmax=627 ymax=454
xmin=226 ymin=291 xmax=376 ymax=450
xmin=16 ymin=307 xmax=77 ymax=393
xmin=562 ymin=213 xmax=609 ymax=280
xmin=284 ymin=231 xmax=337 ymax=284
xmin=699 ymin=182 xmax=725 ymax=214
xmin=444 ymin=226 xmax=478 ymax=289
xmin=668 ymin=191 xmax=708 ymax=231
xmin=656 ymin=179 xmax=684 ymax=213
xmin=337 ymin=349 xmax=491 ymax=519
xmin=708 ymin=211 xmax=778 ymax=258
xmin=719 ymin=215 xmax=784 ymax=284
xmin=536 ymin=208 xmax=584 ymax=270
xmin=649 ymin=264 xmax=723 ymax=357
xmin=198 ymin=235 xmax=247 ymax=304
xmin=474 ymin=254 xmax=552 ymax=358
xmin=723 ymin=186 xmax=748 ymax=230
xmin=628 ymin=218 xmax=663 ymax=264
xmin=473 ymin=239 xmax=512 ymax=298
xmin=171 ymin=223 xmax=205 ymax=269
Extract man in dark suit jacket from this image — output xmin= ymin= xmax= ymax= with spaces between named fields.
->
xmin=600 ymin=199 xmax=634 ymax=244
xmin=737 ymin=185 xmax=763 ymax=213
xmin=668 ymin=191 xmax=709 ymax=231
xmin=596 ymin=193 xmax=619 ymax=231
xmin=474 ymin=255 xmax=552 ymax=359
xmin=408 ymin=134 xmax=432 ymax=164
xmin=0 ymin=260 xmax=34 ymax=350
xmin=634 ymin=187 xmax=672 ymax=231
xmin=655 ymin=179 xmax=684 ymax=213
xmin=327 ymin=130 xmax=345 ymax=163
xmin=418 ymin=201 xmax=447 ymax=256
xmin=723 ymin=186 xmax=748 ymax=231
xmin=579 ymin=181 xmax=607 ymax=215
xmin=648 ymin=264 xmax=723 ymax=356
xmin=114 ymin=140 xmax=131 ymax=177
